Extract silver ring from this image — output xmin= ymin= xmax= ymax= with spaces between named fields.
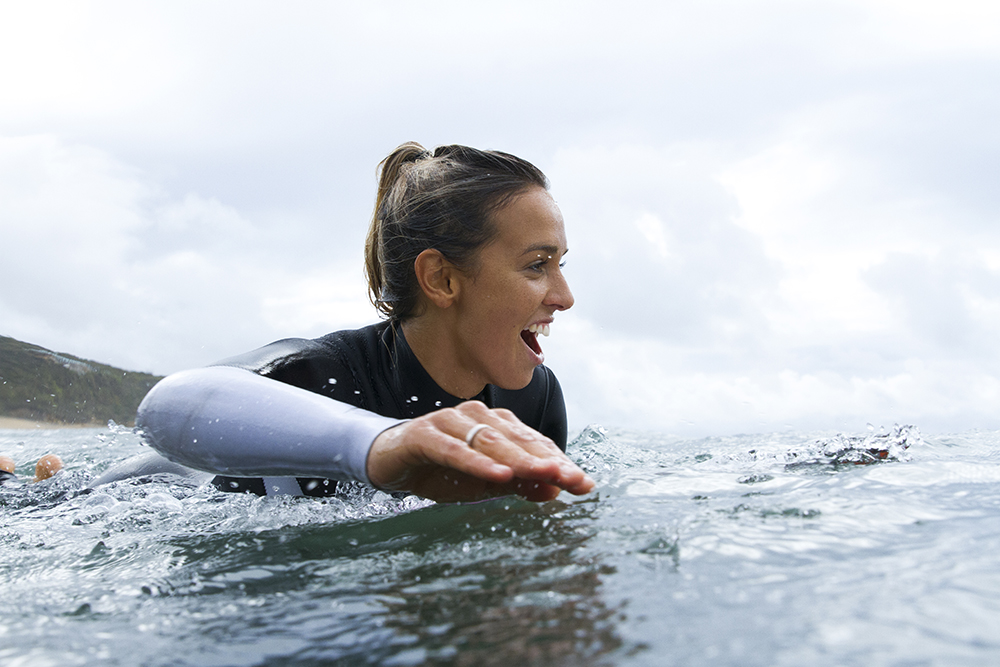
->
xmin=465 ymin=423 xmax=489 ymax=446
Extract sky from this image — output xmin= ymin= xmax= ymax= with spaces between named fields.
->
xmin=2 ymin=0 xmax=999 ymax=436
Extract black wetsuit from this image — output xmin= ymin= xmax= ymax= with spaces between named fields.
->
xmin=210 ymin=321 xmax=567 ymax=496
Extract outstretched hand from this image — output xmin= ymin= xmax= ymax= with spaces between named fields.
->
xmin=365 ymin=401 xmax=594 ymax=503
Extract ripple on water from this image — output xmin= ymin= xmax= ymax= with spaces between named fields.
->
xmin=2 ymin=423 xmax=1000 ymax=665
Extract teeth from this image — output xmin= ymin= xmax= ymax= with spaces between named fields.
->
xmin=525 ymin=323 xmax=551 ymax=337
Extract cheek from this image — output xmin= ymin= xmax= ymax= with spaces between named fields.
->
xmin=480 ymin=279 xmax=523 ymax=321
xmin=475 ymin=304 xmax=523 ymax=355
xmin=497 ymin=293 xmax=532 ymax=327
xmin=467 ymin=274 xmax=539 ymax=337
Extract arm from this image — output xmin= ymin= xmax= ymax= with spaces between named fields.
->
xmin=136 ymin=366 xmax=402 ymax=484
xmin=138 ymin=366 xmax=594 ymax=502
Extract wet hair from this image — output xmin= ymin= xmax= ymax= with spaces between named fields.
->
xmin=365 ymin=142 xmax=549 ymax=321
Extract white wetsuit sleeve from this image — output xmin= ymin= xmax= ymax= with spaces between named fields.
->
xmin=135 ymin=366 xmax=403 ymax=485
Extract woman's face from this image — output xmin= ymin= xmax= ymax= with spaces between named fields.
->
xmin=451 ymin=186 xmax=574 ymax=392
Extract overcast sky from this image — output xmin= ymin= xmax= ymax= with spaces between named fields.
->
xmin=2 ymin=0 xmax=999 ymax=436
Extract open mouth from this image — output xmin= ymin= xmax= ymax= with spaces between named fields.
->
xmin=520 ymin=323 xmax=550 ymax=356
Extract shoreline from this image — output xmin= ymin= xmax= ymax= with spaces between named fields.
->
xmin=0 ymin=416 xmax=104 ymax=430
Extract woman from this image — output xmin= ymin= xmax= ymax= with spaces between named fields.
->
xmin=128 ymin=143 xmax=593 ymax=503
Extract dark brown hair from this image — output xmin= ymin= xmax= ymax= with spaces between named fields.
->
xmin=365 ymin=142 xmax=549 ymax=321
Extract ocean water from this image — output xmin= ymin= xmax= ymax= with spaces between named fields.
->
xmin=1 ymin=423 xmax=999 ymax=666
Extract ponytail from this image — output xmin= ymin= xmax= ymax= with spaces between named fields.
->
xmin=365 ymin=142 xmax=428 ymax=316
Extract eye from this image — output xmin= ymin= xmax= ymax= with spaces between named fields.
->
xmin=524 ymin=253 xmax=566 ymax=274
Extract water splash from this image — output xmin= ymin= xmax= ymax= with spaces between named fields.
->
xmin=785 ymin=424 xmax=920 ymax=468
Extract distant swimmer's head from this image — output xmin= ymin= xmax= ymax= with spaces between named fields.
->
xmin=34 ymin=454 xmax=63 ymax=482
xmin=0 ymin=453 xmax=64 ymax=483
xmin=365 ymin=142 xmax=550 ymax=322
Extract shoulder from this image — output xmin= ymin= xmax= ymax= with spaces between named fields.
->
xmin=211 ymin=322 xmax=390 ymax=395
xmin=313 ymin=321 xmax=389 ymax=359
xmin=213 ymin=337 xmax=328 ymax=375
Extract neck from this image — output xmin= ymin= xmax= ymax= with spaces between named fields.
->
xmin=400 ymin=315 xmax=485 ymax=399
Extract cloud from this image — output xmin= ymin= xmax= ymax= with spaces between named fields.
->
xmin=2 ymin=1 xmax=999 ymax=435
xmin=0 ymin=134 xmax=374 ymax=374
xmin=865 ymin=251 xmax=1000 ymax=365
xmin=550 ymin=142 xmax=779 ymax=351
xmin=541 ymin=55 xmax=1000 ymax=434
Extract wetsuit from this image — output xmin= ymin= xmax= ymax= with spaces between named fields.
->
xmin=135 ymin=321 xmax=567 ymax=497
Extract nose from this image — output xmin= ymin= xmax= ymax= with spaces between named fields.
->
xmin=547 ymin=268 xmax=575 ymax=311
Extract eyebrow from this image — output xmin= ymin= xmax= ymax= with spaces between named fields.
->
xmin=520 ymin=244 xmax=567 ymax=257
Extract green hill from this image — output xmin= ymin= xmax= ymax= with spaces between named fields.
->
xmin=0 ymin=336 xmax=162 ymax=426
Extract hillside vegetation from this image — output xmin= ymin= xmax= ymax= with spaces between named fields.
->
xmin=0 ymin=336 xmax=162 ymax=426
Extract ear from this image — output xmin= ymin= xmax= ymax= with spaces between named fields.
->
xmin=413 ymin=249 xmax=461 ymax=309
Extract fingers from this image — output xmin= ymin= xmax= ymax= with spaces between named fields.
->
xmin=453 ymin=403 xmax=560 ymax=463
xmin=463 ymin=423 xmax=490 ymax=447
xmin=366 ymin=418 xmax=514 ymax=491
xmin=421 ymin=405 xmax=563 ymax=482
xmin=450 ymin=403 xmax=593 ymax=492
xmin=365 ymin=402 xmax=595 ymax=502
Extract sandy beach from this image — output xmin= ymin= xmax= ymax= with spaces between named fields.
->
xmin=0 ymin=416 xmax=102 ymax=429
